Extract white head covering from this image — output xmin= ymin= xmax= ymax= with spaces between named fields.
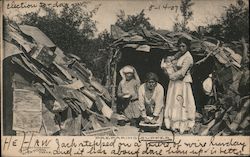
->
xmin=122 ymin=66 xmax=134 ymax=73
xmin=119 ymin=65 xmax=140 ymax=85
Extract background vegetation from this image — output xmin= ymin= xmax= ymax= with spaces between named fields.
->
xmin=7 ymin=0 xmax=248 ymax=81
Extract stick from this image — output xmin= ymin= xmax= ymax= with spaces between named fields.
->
xmin=195 ymin=40 xmax=220 ymax=65
xmin=154 ymin=32 xmax=174 ymax=44
xmin=241 ymin=37 xmax=249 ymax=65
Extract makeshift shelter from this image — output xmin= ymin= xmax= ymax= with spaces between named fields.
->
xmin=3 ymin=22 xmax=119 ymax=136
xmin=105 ymin=25 xmax=249 ymax=135
xmin=2 ymin=21 xmax=249 ymax=136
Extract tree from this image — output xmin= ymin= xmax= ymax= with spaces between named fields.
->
xmin=221 ymin=0 xmax=249 ymax=42
xmin=173 ymin=0 xmax=194 ymax=32
xmin=115 ymin=9 xmax=155 ymax=32
xmin=21 ymin=4 xmax=98 ymax=55
xmin=83 ymin=30 xmax=113 ymax=80
xmin=97 ymin=29 xmax=113 ymax=48
xmin=205 ymin=0 xmax=249 ymax=42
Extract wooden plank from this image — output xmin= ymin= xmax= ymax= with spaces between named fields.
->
xmin=12 ymin=89 xmax=42 ymax=132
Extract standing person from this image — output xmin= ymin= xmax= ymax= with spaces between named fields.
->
xmin=161 ymin=37 xmax=196 ymax=134
xmin=117 ymin=65 xmax=141 ymax=126
xmin=138 ymin=72 xmax=164 ymax=126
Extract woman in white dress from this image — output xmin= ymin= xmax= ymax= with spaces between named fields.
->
xmin=161 ymin=37 xmax=196 ymax=134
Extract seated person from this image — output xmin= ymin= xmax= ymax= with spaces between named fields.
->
xmin=117 ymin=65 xmax=141 ymax=126
xmin=138 ymin=72 xmax=164 ymax=126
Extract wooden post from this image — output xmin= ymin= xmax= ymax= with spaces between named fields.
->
xmin=111 ymin=62 xmax=117 ymax=112
xmin=105 ymin=48 xmax=112 ymax=89
xmin=241 ymin=37 xmax=249 ymax=65
xmin=110 ymin=49 xmax=120 ymax=113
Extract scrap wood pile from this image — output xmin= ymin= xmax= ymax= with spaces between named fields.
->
xmin=3 ymin=22 xmax=123 ymax=136
xmin=109 ymin=25 xmax=250 ymax=135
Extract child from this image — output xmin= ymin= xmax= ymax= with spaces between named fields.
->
xmin=161 ymin=57 xmax=177 ymax=75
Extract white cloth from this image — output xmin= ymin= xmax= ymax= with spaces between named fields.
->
xmin=138 ymin=83 xmax=164 ymax=125
xmin=119 ymin=65 xmax=140 ymax=85
xmin=203 ymin=74 xmax=213 ymax=96
xmin=164 ymin=51 xmax=196 ymax=133
xmin=122 ymin=66 xmax=134 ymax=73
xmin=161 ymin=59 xmax=176 ymax=75
xmin=118 ymin=65 xmax=141 ymax=100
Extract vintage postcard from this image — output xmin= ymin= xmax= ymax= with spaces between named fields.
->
xmin=1 ymin=0 xmax=250 ymax=156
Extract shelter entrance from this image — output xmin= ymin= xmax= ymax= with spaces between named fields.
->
xmin=117 ymin=47 xmax=174 ymax=90
xmin=116 ymin=47 xmax=215 ymax=113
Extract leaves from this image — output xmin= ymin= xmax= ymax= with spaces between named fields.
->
xmin=18 ymin=4 xmax=111 ymax=80
xmin=115 ymin=9 xmax=155 ymax=32
xmin=205 ymin=0 xmax=249 ymax=42
xmin=174 ymin=0 xmax=194 ymax=32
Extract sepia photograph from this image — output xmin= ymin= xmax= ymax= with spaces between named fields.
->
xmin=1 ymin=0 xmax=250 ymax=156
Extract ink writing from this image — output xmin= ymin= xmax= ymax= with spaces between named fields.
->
xmin=2 ymin=136 xmax=249 ymax=156
xmin=148 ymin=3 xmax=179 ymax=13
xmin=6 ymin=1 xmax=88 ymax=9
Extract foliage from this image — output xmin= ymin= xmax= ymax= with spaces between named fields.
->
xmin=205 ymin=0 xmax=249 ymax=42
xmin=21 ymin=4 xmax=98 ymax=54
xmin=115 ymin=9 xmax=155 ymax=32
xmin=173 ymin=0 xmax=194 ymax=32
xmin=83 ymin=30 xmax=113 ymax=80
xmin=19 ymin=4 xmax=111 ymax=80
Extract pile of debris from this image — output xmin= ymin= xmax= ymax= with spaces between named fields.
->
xmin=108 ymin=25 xmax=250 ymax=135
xmin=193 ymin=38 xmax=250 ymax=135
xmin=3 ymin=22 xmax=123 ymax=136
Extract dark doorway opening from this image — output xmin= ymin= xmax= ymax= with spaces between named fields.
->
xmin=116 ymin=47 xmax=215 ymax=113
xmin=117 ymin=47 xmax=174 ymax=89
